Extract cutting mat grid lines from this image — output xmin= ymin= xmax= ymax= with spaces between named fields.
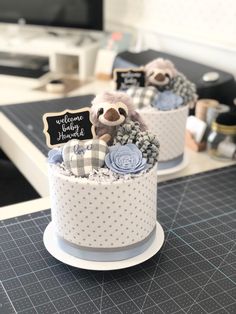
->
xmin=0 ymin=166 xmax=236 ymax=313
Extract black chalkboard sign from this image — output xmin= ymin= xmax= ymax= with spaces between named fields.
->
xmin=43 ymin=108 xmax=95 ymax=148
xmin=114 ymin=68 xmax=146 ymax=91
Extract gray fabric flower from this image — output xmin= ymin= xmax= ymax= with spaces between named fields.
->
xmin=172 ymin=73 xmax=198 ymax=108
xmin=114 ymin=120 xmax=160 ymax=166
xmin=105 ymin=144 xmax=147 ymax=174
xmin=153 ymin=91 xmax=183 ymax=111
xmin=114 ymin=120 xmax=141 ymax=145
xmin=136 ymin=131 xmax=160 ymax=166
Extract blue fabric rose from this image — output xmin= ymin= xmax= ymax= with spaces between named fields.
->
xmin=153 ymin=91 xmax=183 ymax=111
xmin=105 ymin=144 xmax=148 ymax=174
xmin=48 ymin=148 xmax=63 ymax=164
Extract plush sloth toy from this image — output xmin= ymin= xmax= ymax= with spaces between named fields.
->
xmin=145 ymin=58 xmax=177 ymax=91
xmin=90 ymin=91 xmax=146 ymax=141
xmin=145 ymin=58 xmax=198 ymax=107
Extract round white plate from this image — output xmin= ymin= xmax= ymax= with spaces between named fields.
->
xmin=158 ymin=152 xmax=189 ymax=176
xmin=43 ymin=221 xmax=165 ymax=271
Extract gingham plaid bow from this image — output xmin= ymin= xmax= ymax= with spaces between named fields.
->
xmin=126 ymin=86 xmax=158 ymax=109
xmin=62 ymin=139 xmax=108 ymax=177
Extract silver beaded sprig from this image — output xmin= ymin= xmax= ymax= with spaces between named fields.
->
xmin=114 ymin=120 xmax=160 ymax=165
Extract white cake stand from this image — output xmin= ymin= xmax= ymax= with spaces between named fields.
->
xmin=43 ymin=221 xmax=165 ymax=271
xmin=158 ymin=151 xmax=189 ymax=176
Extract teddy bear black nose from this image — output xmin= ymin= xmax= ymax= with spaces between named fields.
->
xmin=104 ymin=108 xmax=120 ymax=121
xmin=155 ymin=73 xmax=165 ymax=82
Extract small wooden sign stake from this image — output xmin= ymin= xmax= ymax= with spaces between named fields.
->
xmin=43 ymin=107 xmax=96 ymax=148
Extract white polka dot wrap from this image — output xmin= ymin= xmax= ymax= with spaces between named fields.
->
xmin=138 ymin=106 xmax=189 ymax=162
xmin=49 ymin=164 xmax=157 ymax=249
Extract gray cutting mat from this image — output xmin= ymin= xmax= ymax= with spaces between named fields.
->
xmin=1 ymin=165 xmax=236 ymax=314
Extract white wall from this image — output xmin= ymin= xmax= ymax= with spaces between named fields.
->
xmin=105 ymin=0 xmax=236 ymax=77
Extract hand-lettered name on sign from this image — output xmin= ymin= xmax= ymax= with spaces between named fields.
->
xmin=43 ymin=108 xmax=96 ymax=148
xmin=114 ymin=68 xmax=146 ymax=91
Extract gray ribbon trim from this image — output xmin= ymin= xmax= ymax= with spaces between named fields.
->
xmin=56 ymin=227 xmax=156 ymax=262
xmin=158 ymin=154 xmax=184 ymax=170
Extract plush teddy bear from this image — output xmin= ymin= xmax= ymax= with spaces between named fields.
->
xmin=90 ymin=91 xmax=146 ymax=141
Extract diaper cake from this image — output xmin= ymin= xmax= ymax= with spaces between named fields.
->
xmin=44 ymin=92 xmax=161 ymax=263
xmin=124 ymin=58 xmax=198 ymax=170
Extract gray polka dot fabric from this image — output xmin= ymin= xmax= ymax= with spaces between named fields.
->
xmin=49 ymin=165 xmax=157 ymax=249
xmin=139 ymin=105 xmax=188 ymax=161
